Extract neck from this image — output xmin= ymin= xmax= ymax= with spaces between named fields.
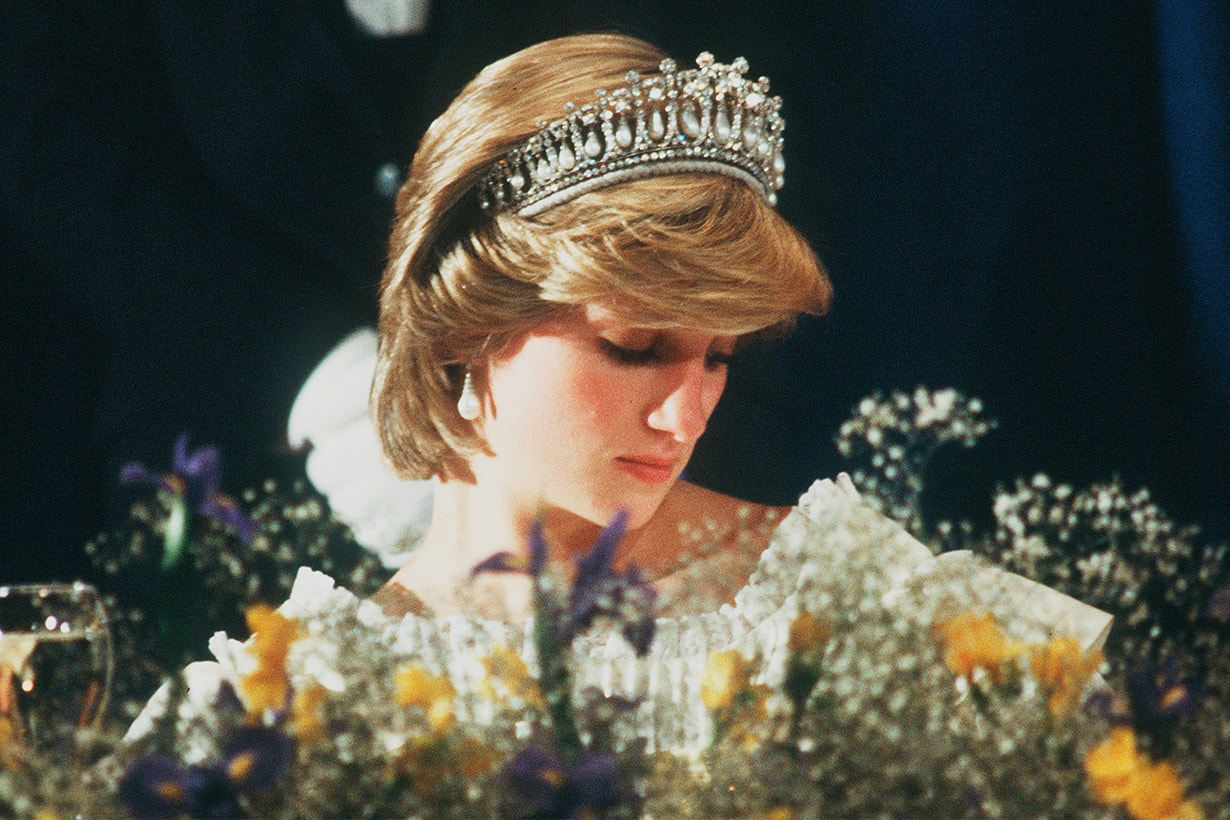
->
xmin=383 ymin=473 xmax=785 ymax=620
xmin=388 ymin=476 xmax=614 ymax=618
xmin=424 ymin=477 xmax=611 ymax=564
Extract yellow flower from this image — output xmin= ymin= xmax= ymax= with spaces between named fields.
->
xmin=394 ymin=733 xmax=497 ymax=798
xmin=239 ymin=605 xmax=301 ymax=714
xmin=245 ymin=605 xmax=300 ymax=668
xmin=934 ymin=611 xmax=1024 ymax=684
xmin=788 ymin=611 xmax=832 ymax=656
xmin=290 ymin=683 xmax=328 ymax=744
xmin=480 ymin=645 xmax=545 ymax=709
xmin=241 ymin=666 xmax=290 ymax=716
xmin=1175 ymin=803 xmax=1206 ymax=820
xmin=395 ymin=664 xmax=456 ymax=733
xmin=1085 ymin=728 xmax=1202 ymax=819
xmin=702 ymin=650 xmax=772 ymax=750
xmin=1125 ymin=760 xmax=1201 ymax=820
xmin=735 ymin=693 xmax=773 ymax=751
xmin=784 ymin=611 xmax=832 ymax=708
xmin=701 ymin=649 xmax=752 ymax=710
xmin=1030 ymin=636 xmax=1103 ymax=716
xmin=1086 ymin=727 xmax=1146 ymax=804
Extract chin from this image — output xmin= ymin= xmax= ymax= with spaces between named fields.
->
xmin=564 ymin=472 xmax=677 ymax=533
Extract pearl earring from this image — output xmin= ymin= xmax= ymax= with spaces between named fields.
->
xmin=457 ymin=367 xmax=481 ymax=420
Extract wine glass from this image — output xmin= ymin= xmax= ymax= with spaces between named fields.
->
xmin=0 ymin=582 xmax=114 ymax=754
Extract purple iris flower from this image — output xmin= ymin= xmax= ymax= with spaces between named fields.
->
xmin=471 ymin=551 xmax=531 ymax=576
xmin=221 ymin=725 xmax=295 ymax=794
xmin=504 ymin=743 xmax=621 ymax=818
xmin=471 ymin=519 xmax=552 ymax=578
xmin=571 ymin=509 xmax=627 ymax=591
xmin=471 ymin=510 xmax=656 ymax=656
xmin=529 ymin=518 xmax=550 ymax=576
xmin=503 ymin=744 xmax=566 ymax=816
xmin=118 ymin=755 xmax=239 ymax=819
xmin=119 ymin=727 xmax=292 ymax=819
xmin=1127 ymin=659 xmax=1200 ymax=723
xmin=563 ymin=510 xmax=656 ymax=656
xmin=567 ymin=751 xmax=621 ymax=810
xmin=1116 ymin=658 xmax=1201 ymax=755
xmin=192 ymin=766 xmax=245 ymax=820
xmin=120 ymin=433 xmax=258 ymax=546
xmin=119 ymin=755 xmax=199 ymax=819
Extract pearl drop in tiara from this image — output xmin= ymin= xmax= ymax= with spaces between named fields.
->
xmin=477 ymin=52 xmax=786 ymax=217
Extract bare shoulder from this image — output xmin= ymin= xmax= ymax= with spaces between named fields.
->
xmin=620 ymin=481 xmax=791 ymax=584
xmin=658 ymin=480 xmax=791 ymax=531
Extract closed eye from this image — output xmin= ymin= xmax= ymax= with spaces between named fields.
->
xmin=705 ymin=349 xmax=734 ymax=370
xmin=600 ymin=337 xmax=735 ymax=370
xmin=599 ymin=338 xmax=658 ymax=365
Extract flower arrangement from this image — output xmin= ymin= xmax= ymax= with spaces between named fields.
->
xmin=102 ymin=512 xmax=657 ymax=818
xmin=2 ymin=391 xmax=1229 ymax=818
xmin=118 ymin=606 xmax=298 ymax=818
xmin=84 ymin=434 xmax=391 ymax=716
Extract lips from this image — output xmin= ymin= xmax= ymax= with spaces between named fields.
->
xmin=614 ymin=455 xmax=680 ymax=484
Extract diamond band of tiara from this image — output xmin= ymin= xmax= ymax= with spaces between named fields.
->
xmin=477 ymin=52 xmax=786 ymax=217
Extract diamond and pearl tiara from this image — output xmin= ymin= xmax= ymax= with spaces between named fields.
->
xmin=476 ymin=52 xmax=786 ymax=217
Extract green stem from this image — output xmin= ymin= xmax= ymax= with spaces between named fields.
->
xmin=533 ymin=578 xmax=583 ymax=767
xmin=161 ymin=497 xmax=190 ymax=571
xmin=156 ymin=497 xmax=205 ymax=667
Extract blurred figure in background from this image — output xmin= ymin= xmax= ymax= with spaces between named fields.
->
xmin=0 ymin=1 xmax=675 ymax=582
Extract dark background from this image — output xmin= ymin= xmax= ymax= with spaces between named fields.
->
xmin=3 ymin=1 xmax=1227 ymax=583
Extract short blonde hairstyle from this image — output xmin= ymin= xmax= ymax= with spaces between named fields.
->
xmin=374 ymin=33 xmax=832 ymax=480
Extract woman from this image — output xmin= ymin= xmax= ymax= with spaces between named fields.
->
xmin=140 ymin=33 xmax=1110 ymax=757
xmin=364 ymin=33 xmax=829 ymax=619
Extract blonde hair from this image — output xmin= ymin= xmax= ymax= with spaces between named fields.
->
xmin=374 ymin=33 xmax=832 ymax=480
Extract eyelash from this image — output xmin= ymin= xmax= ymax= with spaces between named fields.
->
xmin=600 ymin=339 xmax=733 ymax=369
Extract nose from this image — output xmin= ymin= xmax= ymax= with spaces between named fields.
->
xmin=646 ymin=359 xmax=726 ymax=443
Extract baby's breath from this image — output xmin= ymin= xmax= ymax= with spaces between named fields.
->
xmin=836 ymin=387 xmax=995 ymax=541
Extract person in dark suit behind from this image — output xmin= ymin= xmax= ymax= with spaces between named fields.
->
xmin=0 ymin=0 xmax=680 ymax=583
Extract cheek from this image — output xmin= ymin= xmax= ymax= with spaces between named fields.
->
xmin=485 ymin=340 xmax=631 ymax=449
xmin=567 ymin=366 xmax=641 ymax=430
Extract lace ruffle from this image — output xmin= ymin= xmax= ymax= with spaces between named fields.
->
xmin=267 ymin=477 xmax=893 ymax=752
